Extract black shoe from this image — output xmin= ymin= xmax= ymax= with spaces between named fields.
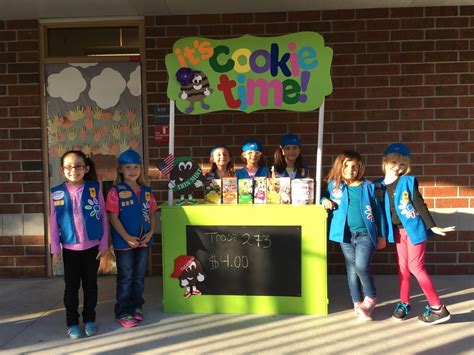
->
xmin=392 ymin=302 xmax=411 ymax=321
xmin=418 ymin=305 xmax=451 ymax=325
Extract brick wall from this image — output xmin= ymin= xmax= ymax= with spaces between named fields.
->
xmin=0 ymin=20 xmax=46 ymax=277
xmin=145 ymin=6 xmax=474 ymax=274
xmin=1 ymin=6 xmax=473 ymax=277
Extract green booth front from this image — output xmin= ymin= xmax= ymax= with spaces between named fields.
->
xmin=161 ymin=204 xmax=327 ymax=315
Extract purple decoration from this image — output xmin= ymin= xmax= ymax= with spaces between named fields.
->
xmin=176 ymin=68 xmax=195 ymax=85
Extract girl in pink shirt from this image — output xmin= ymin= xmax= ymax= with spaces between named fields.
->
xmin=50 ymin=150 xmax=109 ymax=339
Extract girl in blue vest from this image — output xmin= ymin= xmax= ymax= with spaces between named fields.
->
xmin=272 ymin=133 xmax=309 ymax=179
xmin=379 ymin=143 xmax=455 ymax=325
xmin=205 ymin=144 xmax=234 ymax=180
xmin=235 ymin=138 xmax=269 ymax=179
xmin=322 ymin=150 xmax=386 ymax=321
xmin=106 ymin=149 xmax=157 ymax=328
xmin=50 ymin=150 xmax=109 ymax=339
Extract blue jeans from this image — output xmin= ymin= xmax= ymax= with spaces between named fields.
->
xmin=115 ymin=246 xmax=150 ymax=318
xmin=339 ymin=231 xmax=376 ymax=303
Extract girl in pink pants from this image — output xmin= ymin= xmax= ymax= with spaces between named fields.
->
xmin=377 ymin=143 xmax=455 ymax=325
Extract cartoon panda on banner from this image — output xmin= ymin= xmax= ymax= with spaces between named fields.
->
xmin=157 ymin=154 xmax=206 ymax=205
xmin=176 ymin=68 xmax=212 ymax=114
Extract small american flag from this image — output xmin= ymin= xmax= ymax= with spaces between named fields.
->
xmin=157 ymin=154 xmax=175 ymax=175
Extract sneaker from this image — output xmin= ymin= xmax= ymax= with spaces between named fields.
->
xmin=84 ymin=322 xmax=97 ymax=337
xmin=133 ymin=308 xmax=144 ymax=322
xmin=116 ymin=315 xmax=138 ymax=328
xmin=175 ymin=197 xmax=185 ymax=206
xmin=353 ymin=302 xmax=362 ymax=317
xmin=392 ymin=302 xmax=411 ymax=321
xmin=192 ymin=289 xmax=202 ymax=296
xmin=188 ymin=198 xmax=198 ymax=205
xmin=362 ymin=297 xmax=377 ymax=313
xmin=183 ymin=290 xmax=192 ymax=298
xmin=418 ymin=305 xmax=451 ymax=325
xmin=67 ymin=325 xmax=84 ymax=339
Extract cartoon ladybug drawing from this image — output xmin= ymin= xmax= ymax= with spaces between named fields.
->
xmin=156 ymin=154 xmax=206 ymax=205
xmin=171 ymin=255 xmax=206 ymax=298
xmin=176 ymin=68 xmax=212 ymax=114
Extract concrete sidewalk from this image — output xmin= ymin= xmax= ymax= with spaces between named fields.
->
xmin=0 ymin=275 xmax=472 ymax=354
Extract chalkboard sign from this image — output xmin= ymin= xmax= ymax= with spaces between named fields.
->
xmin=186 ymin=225 xmax=301 ymax=296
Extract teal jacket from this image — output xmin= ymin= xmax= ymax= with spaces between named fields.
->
xmin=323 ymin=180 xmax=386 ymax=246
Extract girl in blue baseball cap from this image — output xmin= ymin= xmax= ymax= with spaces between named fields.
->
xmin=106 ymin=148 xmax=157 ymax=328
xmin=272 ymin=133 xmax=309 ymax=179
xmin=235 ymin=138 xmax=269 ymax=179
xmin=378 ymin=143 xmax=455 ymax=325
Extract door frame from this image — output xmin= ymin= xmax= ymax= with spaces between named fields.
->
xmin=39 ymin=18 xmax=148 ymax=276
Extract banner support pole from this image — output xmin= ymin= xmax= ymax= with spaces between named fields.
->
xmin=168 ymin=100 xmax=175 ymax=206
xmin=315 ymin=100 xmax=325 ymax=205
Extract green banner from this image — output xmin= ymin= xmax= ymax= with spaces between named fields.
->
xmin=165 ymin=32 xmax=333 ymax=114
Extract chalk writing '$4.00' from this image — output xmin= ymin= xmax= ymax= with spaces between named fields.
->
xmin=208 ymin=254 xmax=249 ymax=271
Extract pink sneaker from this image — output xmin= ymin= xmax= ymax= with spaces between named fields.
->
xmin=358 ymin=297 xmax=376 ymax=321
xmin=354 ymin=302 xmax=362 ymax=317
xmin=116 ymin=315 xmax=138 ymax=328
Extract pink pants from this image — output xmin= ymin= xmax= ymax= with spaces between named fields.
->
xmin=395 ymin=228 xmax=441 ymax=306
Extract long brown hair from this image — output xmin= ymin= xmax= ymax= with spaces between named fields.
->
xmin=273 ymin=147 xmax=305 ymax=175
xmin=326 ymin=150 xmax=365 ymax=188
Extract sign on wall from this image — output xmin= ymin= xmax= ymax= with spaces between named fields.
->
xmin=165 ymin=32 xmax=333 ymax=114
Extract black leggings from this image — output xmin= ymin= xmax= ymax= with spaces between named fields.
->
xmin=62 ymin=246 xmax=99 ymax=327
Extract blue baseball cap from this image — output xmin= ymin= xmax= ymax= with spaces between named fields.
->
xmin=118 ymin=149 xmax=142 ymax=165
xmin=280 ymin=133 xmax=301 ymax=147
xmin=384 ymin=143 xmax=411 ymax=157
xmin=209 ymin=144 xmax=229 ymax=157
xmin=242 ymin=139 xmax=263 ymax=152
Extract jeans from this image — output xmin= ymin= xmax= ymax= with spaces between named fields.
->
xmin=115 ymin=246 xmax=150 ymax=318
xmin=340 ymin=231 xmax=376 ymax=303
xmin=62 ymin=246 xmax=99 ymax=327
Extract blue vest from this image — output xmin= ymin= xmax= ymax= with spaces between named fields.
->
xmin=379 ymin=176 xmax=429 ymax=245
xmin=324 ymin=180 xmax=384 ymax=246
xmin=51 ymin=181 xmax=103 ymax=245
xmin=111 ymin=183 xmax=153 ymax=249
xmin=235 ymin=166 xmax=269 ymax=179
xmin=274 ymin=165 xmax=309 ymax=179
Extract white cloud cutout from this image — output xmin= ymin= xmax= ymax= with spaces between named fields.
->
xmin=89 ymin=68 xmax=126 ymax=109
xmin=69 ymin=63 xmax=98 ymax=68
xmin=127 ymin=65 xmax=141 ymax=97
xmin=47 ymin=67 xmax=86 ymax=102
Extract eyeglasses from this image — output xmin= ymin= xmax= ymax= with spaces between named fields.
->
xmin=244 ymin=151 xmax=262 ymax=156
xmin=62 ymin=165 xmax=85 ymax=171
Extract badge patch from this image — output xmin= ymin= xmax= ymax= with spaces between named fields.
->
xmin=119 ymin=191 xmax=132 ymax=198
xmin=52 ymin=191 xmax=65 ymax=200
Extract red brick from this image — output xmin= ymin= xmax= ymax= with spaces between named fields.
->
xmin=425 ymin=51 xmax=458 ymax=62
xmin=425 ymin=97 xmax=457 ymax=108
xmin=391 ymin=30 xmax=424 ymax=41
xmin=389 ymin=98 xmax=422 ymax=109
xmin=25 ymin=246 xmax=45 ymax=255
xmin=355 ymin=99 xmax=388 ymax=110
xmin=436 ymin=40 xmax=469 ymax=50
xmin=322 ymin=9 xmax=355 ymax=20
xmin=390 ymin=75 xmax=423 ymax=86
xmin=0 ymin=246 xmax=24 ymax=256
xmin=15 ymin=256 xmax=45 ymax=266
xmin=298 ymin=22 xmax=331 ymax=32
xmin=388 ymin=120 xmax=422 ymax=131
xmin=401 ymin=63 xmax=434 ymax=74
xmin=401 ymin=41 xmax=435 ymax=52
xmin=424 ymin=186 xmax=458 ymax=197
xmin=254 ymin=12 xmax=287 ymax=22
xmin=367 ymin=19 xmax=400 ymax=30
xmin=333 ymin=20 xmax=365 ymax=32
xmin=435 ymin=198 xmax=469 ymax=208
xmin=14 ymin=235 xmax=43 ymax=246
xmin=400 ymin=109 xmax=433 ymax=120
xmin=425 ymin=74 xmax=458 ymax=85
xmin=367 ymin=42 xmax=400 ymax=53
xmin=425 ymin=253 xmax=457 ymax=263
xmin=391 ymin=8 xmax=424 ymax=18
xmin=459 ymin=231 xmax=474 ymax=241
xmin=400 ymin=18 xmax=434 ymax=29
xmin=232 ymin=24 xmax=265 ymax=35
xmin=435 ymin=108 xmax=469 ymax=119
xmin=401 ymin=86 xmax=434 ymax=97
